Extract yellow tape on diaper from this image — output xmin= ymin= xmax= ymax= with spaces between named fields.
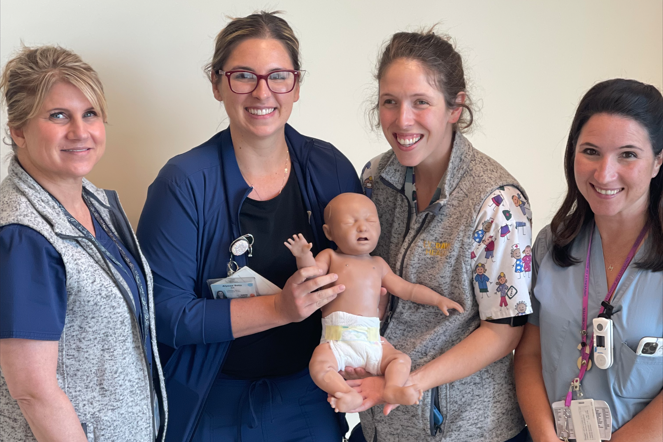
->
xmin=325 ymin=325 xmax=380 ymax=343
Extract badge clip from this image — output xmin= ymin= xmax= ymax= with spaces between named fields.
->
xmin=230 ymin=234 xmax=254 ymax=257
xmin=227 ymin=234 xmax=254 ymax=276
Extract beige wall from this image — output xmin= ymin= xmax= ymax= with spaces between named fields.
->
xmin=2 ymin=0 xmax=662 ymax=239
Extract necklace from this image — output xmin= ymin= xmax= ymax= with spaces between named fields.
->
xmin=242 ymin=149 xmax=290 ymax=201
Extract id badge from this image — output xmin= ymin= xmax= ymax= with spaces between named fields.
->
xmin=570 ymin=399 xmax=601 ymax=442
xmin=210 ymin=278 xmax=257 ymax=299
xmin=207 ymin=266 xmax=281 ymax=299
xmin=552 ymin=400 xmax=612 ymax=441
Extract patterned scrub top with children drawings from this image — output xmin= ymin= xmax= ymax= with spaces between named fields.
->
xmin=471 ymin=186 xmax=533 ymax=319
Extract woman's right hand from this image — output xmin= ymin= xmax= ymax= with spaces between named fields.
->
xmin=343 ymin=376 xmax=402 ymax=415
xmin=273 ymin=266 xmax=345 ymax=323
xmin=340 ymin=366 xmax=371 ymax=380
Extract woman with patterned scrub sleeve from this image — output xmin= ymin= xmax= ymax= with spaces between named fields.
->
xmin=348 ymin=29 xmax=533 ymax=442
xmin=137 ymin=12 xmax=361 ymax=442
xmin=285 ymin=193 xmax=463 ymax=413
xmin=514 ymin=80 xmax=663 ymax=442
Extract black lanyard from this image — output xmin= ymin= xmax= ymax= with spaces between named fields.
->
xmin=50 ymin=192 xmax=149 ymax=346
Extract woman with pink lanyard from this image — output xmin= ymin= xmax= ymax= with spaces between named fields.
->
xmin=514 ymin=79 xmax=663 ymax=442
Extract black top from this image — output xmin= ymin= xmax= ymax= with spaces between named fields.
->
xmin=221 ymin=170 xmax=322 ymax=378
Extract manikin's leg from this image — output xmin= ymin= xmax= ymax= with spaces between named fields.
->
xmin=379 ymin=339 xmax=422 ymax=406
xmin=309 ymin=343 xmax=362 ymax=413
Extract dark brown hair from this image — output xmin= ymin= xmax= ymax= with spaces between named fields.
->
xmin=369 ymin=28 xmax=473 ymax=132
xmin=551 ymin=79 xmax=663 ymax=271
xmin=205 ymin=11 xmax=301 ymax=85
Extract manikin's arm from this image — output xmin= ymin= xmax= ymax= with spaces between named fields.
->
xmin=379 ymin=258 xmax=464 ymax=315
xmin=285 ymin=234 xmax=331 ymax=274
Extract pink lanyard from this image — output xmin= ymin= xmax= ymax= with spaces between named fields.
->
xmin=564 ymin=222 xmax=648 ymax=407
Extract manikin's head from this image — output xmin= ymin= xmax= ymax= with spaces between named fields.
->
xmin=323 ymin=193 xmax=381 ymax=255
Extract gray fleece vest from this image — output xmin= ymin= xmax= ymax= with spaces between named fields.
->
xmin=360 ymin=133 xmax=526 ymax=441
xmin=0 ymin=159 xmax=167 ymax=442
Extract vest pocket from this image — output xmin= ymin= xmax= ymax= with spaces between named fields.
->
xmin=612 ymin=341 xmax=663 ymax=400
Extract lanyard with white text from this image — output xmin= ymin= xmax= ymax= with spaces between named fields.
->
xmin=565 ymin=221 xmax=648 ymax=407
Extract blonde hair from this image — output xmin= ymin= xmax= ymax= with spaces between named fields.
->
xmin=0 ymin=45 xmax=107 ymax=151
xmin=204 ymin=11 xmax=301 ymax=85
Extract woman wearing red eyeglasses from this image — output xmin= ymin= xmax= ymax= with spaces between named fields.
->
xmin=137 ymin=11 xmax=361 ymax=442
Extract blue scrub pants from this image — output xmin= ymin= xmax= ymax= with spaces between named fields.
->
xmin=191 ymin=368 xmax=346 ymax=441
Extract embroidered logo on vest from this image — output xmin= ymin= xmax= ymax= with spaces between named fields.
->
xmin=423 ymin=239 xmax=450 ymax=256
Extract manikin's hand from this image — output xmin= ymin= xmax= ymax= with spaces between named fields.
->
xmin=274 ymin=266 xmax=344 ymax=323
xmin=284 ymin=233 xmax=313 ymax=258
xmin=437 ymin=297 xmax=465 ymax=316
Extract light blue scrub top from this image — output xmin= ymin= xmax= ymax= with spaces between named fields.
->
xmin=529 ymin=224 xmax=663 ymax=431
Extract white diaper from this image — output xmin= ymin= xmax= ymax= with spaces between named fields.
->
xmin=321 ymin=311 xmax=383 ymax=375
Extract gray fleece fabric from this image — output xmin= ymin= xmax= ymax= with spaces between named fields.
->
xmin=0 ymin=158 xmax=167 ymax=442
xmin=359 ymin=133 xmax=526 ymax=441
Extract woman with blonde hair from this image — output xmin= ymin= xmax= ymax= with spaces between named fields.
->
xmin=0 ymin=46 xmax=167 ymax=441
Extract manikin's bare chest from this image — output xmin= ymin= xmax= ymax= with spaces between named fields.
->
xmin=321 ymin=253 xmax=383 ymax=317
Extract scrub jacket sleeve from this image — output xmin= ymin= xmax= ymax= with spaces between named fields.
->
xmin=528 ymin=225 xmax=554 ymax=327
xmin=0 ymin=225 xmax=67 ymax=340
xmin=470 ymin=186 xmax=534 ymax=320
xmin=137 ymin=168 xmax=233 ymax=349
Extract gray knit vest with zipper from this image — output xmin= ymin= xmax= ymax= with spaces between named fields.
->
xmin=0 ymin=158 xmax=167 ymax=442
xmin=359 ymin=133 xmax=526 ymax=441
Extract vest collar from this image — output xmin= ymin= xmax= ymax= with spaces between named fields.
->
xmin=7 ymin=156 xmax=110 ymax=237
xmin=379 ymin=131 xmax=475 ymax=213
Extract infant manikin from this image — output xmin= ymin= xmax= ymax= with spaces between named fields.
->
xmin=285 ymin=193 xmax=463 ymax=413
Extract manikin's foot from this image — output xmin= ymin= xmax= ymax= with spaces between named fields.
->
xmin=329 ymin=390 xmax=363 ymax=413
xmin=383 ymin=384 xmax=422 ymax=406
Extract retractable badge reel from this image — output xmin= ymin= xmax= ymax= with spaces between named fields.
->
xmin=593 ymin=301 xmax=617 ymax=369
xmin=227 ymin=234 xmax=254 ymax=276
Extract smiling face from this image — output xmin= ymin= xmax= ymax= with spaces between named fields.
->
xmin=323 ymin=193 xmax=381 ymax=256
xmin=574 ymin=113 xmax=662 ymax=223
xmin=10 ymin=81 xmax=106 ymax=186
xmin=378 ymin=58 xmax=463 ymax=169
xmin=213 ymin=38 xmax=300 ymax=143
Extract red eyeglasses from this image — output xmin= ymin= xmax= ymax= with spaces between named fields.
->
xmin=218 ymin=70 xmax=302 ymax=94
